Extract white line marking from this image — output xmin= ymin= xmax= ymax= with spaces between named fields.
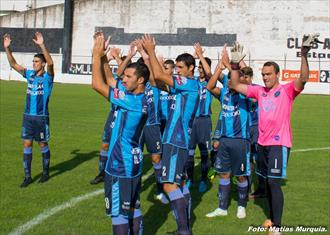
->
xmin=9 ymin=146 xmax=330 ymax=235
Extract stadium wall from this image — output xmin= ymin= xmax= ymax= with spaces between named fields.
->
xmin=0 ymin=0 xmax=329 ymax=94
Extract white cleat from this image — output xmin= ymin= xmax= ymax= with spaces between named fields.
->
xmin=205 ymin=208 xmax=228 ymax=218
xmin=236 ymin=206 xmax=246 ymax=219
xmin=155 ymin=193 xmax=169 ymax=204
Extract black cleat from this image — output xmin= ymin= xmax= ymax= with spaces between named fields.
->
xmin=38 ymin=173 xmax=49 ymax=183
xmin=20 ymin=177 xmax=33 ymax=188
xmin=90 ymin=172 xmax=105 ymax=185
xmin=249 ymin=188 xmax=266 ymax=199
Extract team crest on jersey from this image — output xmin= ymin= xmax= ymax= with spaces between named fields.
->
xmin=113 ymin=88 xmax=125 ymax=99
xmin=175 ymin=76 xmax=187 ymax=85
xmin=274 ymin=91 xmax=281 ymax=97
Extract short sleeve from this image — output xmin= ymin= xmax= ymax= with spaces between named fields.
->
xmin=247 ymin=84 xmax=261 ymax=99
xmin=283 ymin=81 xmax=302 ymax=100
xmin=173 ymin=75 xmax=197 ymax=92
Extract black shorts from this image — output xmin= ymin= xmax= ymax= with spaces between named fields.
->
xmin=141 ymin=125 xmax=162 ymax=154
xmin=215 ymin=137 xmax=251 ymax=176
xmin=256 ymin=145 xmax=290 ymax=179
xmin=104 ymin=173 xmax=141 ymax=218
xmin=189 ymin=116 xmax=212 ymax=152
xmin=21 ymin=114 xmax=50 ymax=142
xmin=161 ymin=144 xmax=188 ymax=185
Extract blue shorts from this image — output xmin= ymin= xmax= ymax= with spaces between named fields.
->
xmin=21 ymin=114 xmax=50 ymax=142
xmin=213 ymin=119 xmax=221 ymax=141
xmin=104 ymin=173 xmax=141 ymax=218
xmin=141 ymin=125 xmax=162 ymax=154
xmin=161 ymin=144 xmax=188 ymax=185
xmin=102 ymin=111 xmax=114 ymax=144
xmin=215 ymin=137 xmax=251 ymax=176
xmin=256 ymin=145 xmax=290 ymax=179
xmin=189 ymin=116 xmax=212 ymax=152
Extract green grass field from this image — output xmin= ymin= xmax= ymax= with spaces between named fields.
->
xmin=1 ymin=80 xmax=329 ymax=235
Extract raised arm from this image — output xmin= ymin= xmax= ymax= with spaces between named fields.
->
xmin=116 ymin=42 xmax=137 ymax=77
xmin=228 ymin=42 xmax=248 ymax=96
xmin=141 ymin=34 xmax=174 ymax=87
xmin=206 ymin=56 xmax=223 ymax=98
xmin=194 ymin=42 xmax=212 ymax=77
xmin=295 ymin=34 xmax=316 ymax=90
xmin=33 ymin=32 xmax=54 ymax=76
xmin=92 ymin=32 xmax=111 ymax=99
xmin=3 ymin=34 xmax=25 ymax=75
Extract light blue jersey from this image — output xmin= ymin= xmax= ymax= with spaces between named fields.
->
xmin=196 ymin=79 xmax=213 ymax=117
xmin=23 ymin=69 xmax=53 ymax=116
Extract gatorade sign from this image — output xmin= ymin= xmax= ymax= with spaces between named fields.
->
xmin=282 ymin=70 xmax=319 ymax=82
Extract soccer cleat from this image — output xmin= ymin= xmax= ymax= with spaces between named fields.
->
xmin=198 ymin=181 xmax=207 ymax=193
xmin=38 ymin=173 xmax=49 ymax=183
xmin=155 ymin=193 xmax=169 ymax=204
xmin=90 ymin=172 xmax=105 ymax=185
xmin=249 ymin=188 xmax=266 ymax=199
xmin=185 ymin=180 xmax=193 ymax=189
xmin=205 ymin=208 xmax=228 ymax=218
xmin=236 ymin=206 xmax=246 ymax=219
xmin=20 ymin=177 xmax=33 ymax=188
xmin=262 ymin=219 xmax=273 ymax=228
xmin=207 ymin=167 xmax=216 ymax=180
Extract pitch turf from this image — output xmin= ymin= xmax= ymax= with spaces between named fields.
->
xmin=0 ymin=80 xmax=329 ymax=235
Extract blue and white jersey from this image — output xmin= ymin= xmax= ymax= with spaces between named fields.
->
xmin=105 ymin=81 xmax=148 ymax=178
xmin=23 ymin=69 xmax=53 ymax=116
xmin=145 ymin=82 xmax=160 ymax=126
xmin=249 ymin=101 xmax=258 ymax=127
xmin=162 ymin=75 xmax=199 ymax=149
xmin=195 ymin=79 xmax=213 ymax=117
xmin=218 ymin=75 xmax=251 ymax=139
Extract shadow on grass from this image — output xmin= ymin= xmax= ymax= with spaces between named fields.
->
xmin=34 ymin=149 xmax=98 ymax=181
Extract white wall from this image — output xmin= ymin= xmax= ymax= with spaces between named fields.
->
xmin=1 ymin=0 xmax=329 ymax=94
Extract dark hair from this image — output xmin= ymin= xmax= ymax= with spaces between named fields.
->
xmin=241 ymin=66 xmax=253 ymax=77
xmin=263 ymin=61 xmax=280 ymax=74
xmin=199 ymin=57 xmax=212 ymax=67
xmin=121 ymin=55 xmax=132 ymax=65
xmin=34 ymin=53 xmax=46 ymax=63
xmin=126 ymin=62 xmax=150 ymax=84
xmin=175 ymin=53 xmax=195 ymax=70
xmin=136 ymin=57 xmax=145 ymax=65
xmin=164 ymin=59 xmax=175 ymax=67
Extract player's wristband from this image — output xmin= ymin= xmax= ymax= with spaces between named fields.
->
xmin=230 ymin=63 xmax=240 ymax=70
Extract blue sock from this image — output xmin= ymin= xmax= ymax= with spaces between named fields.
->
xmin=153 ymin=161 xmax=163 ymax=194
xmin=237 ymin=180 xmax=248 ymax=207
xmin=182 ymin=184 xmax=191 ymax=230
xmin=129 ymin=209 xmax=143 ymax=235
xmin=99 ymin=149 xmax=108 ymax=173
xmin=168 ymin=188 xmax=190 ymax=234
xmin=218 ymin=178 xmax=231 ymax=210
xmin=40 ymin=146 xmax=50 ymax=175
xmin=112 ymin=215 xmax=129 ymax=235
xmin=200 ymin=154 xmax=209 ymax=181
xmin=186 ymin=151 xmax=195 ymax=183
xmin=23 ymin=147 xmax=32 ymax=178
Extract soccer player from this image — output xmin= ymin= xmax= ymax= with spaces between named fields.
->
xmin=229 ymin=35 xmax=316 ymax=234
xmin=159 ymin=59 xmax=175 ymax=133
xmin=3 ymin=32 xmax=54 ymax=188
xmin=241 ymin=66 xmax=267 ymax=199
xmin=134 ymin=39 xmax=169 ymax=204
xmin=90 ymin=41 xmax=134 ymax=185
xmin=205 ymin=45 xmax=251 ymax=219
xmin=186 ymin=42 xmax=213 ymax=193
xmin=142 ymin=34 xmax=199 ymax=235
xmin=92 ymin=32 xmax=149 ymax=235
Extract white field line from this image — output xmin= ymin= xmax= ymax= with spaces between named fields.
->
xmin=8 ymin=146 xmax=330 ymax=235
